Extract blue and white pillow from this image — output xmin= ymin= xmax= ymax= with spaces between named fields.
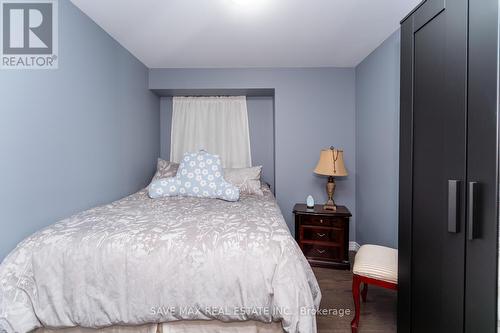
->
xmin=148 ymin=150 xmax=240 ymax=201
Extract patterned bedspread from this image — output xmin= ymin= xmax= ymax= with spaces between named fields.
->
xmin=0 ymin=187 xmax=321 ymax=333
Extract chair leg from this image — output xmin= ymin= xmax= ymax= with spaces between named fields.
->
xmin=361 ymin=283 xmax=368 ymax=302
xmin=351 ymin=274 xmax=361 ymax=333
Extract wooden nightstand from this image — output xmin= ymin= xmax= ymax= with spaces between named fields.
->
xmin=293 ymin=203 xmax=351 ymax=270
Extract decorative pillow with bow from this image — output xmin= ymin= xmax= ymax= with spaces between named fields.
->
xmin=148 ymin=150 xmax=240 ymax=202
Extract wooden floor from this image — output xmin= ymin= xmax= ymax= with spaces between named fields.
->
xmin=313 ymin=260 xmax=397 ymax=333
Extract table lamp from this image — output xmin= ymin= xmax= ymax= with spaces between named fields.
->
xmin=314 ymin=147 xmax=348 ymax=211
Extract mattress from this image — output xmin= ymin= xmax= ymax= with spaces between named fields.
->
xmin=160 ymin=320 xmax=284 ymax=333
xmin=0 ymin=187 xmax=320 ymax=333
xmin=36 ymin=325 xmax=157 ymax=333
xmin=35 ymin=320 xmax=284 ymax=333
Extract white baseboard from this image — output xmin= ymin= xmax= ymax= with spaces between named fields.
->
xmin=349 ymin=241 xmax=361 ymax=252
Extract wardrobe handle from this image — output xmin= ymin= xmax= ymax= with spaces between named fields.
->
xmin=447 ymin=180 xmax=460 ymax=233
xmin=468 ymin=182 xmax=478 ymax=240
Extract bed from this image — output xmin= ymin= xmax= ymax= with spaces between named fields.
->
xmin=35 ymin=320 xmax=284 ymax=333
xmin=0 ymin=186 xmax=321 ymax=333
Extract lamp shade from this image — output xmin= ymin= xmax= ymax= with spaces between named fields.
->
xmin=314 ymin=148 xmax=348 ymax=177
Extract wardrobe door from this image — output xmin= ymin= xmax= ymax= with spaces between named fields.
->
xmin=399 ymin=0 xmax=468 ymax=332
xmin=397 ymin=15 xmax=413 ymax=333
xmin=465 ymin=0 xmax=499 ymax=331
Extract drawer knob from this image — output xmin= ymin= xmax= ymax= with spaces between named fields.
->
xmin=317 ymin=233 xmax=326 ymax=237
xmin=320 ymin=219 xmax=324 ymax=223
xmin=316 ymin=249 xmax=326 ymax=254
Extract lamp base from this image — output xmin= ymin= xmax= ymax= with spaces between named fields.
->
xmin=324 ymin=199 xmax=337 ymax=211
xmin=324 ymin=176 xmax=337 ymax=211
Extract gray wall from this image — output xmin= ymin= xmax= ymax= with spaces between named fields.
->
xmin=247 ymin=96 xmax=275 ymax=189
xmin=160 ymin=96 xmax=276 ymax=190
xmin=355 ymin=29 xmax=400 ymax=248
xmin=0 ymin=1 xmax=160 ymax=259
xmin=150 ymin=68 xmax=356 ymax=239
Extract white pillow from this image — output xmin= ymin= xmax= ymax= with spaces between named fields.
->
xmin=223 ymin=166 xmax=263 ymax=196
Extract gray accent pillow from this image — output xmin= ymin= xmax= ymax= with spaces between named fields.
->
xmin=223 ymin=166 xmax=263 ymax=196
xmin=152 ymin=159 xmax=179 ymax=181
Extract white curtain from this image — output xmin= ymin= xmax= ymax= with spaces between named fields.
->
xmin=170 ymin=96 xmax=252 ymax=168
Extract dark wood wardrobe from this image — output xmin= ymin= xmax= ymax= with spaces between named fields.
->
xmin=399 ymin=0 xmax=499 ymax=332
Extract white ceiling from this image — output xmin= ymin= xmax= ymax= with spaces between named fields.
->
xmin=70 ymin=0 xmax=420 ymax=68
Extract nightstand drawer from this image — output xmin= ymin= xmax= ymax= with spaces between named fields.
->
xmin=301 ymin=215 xmax=343 ymax=227
xmin=302 ymin=226 xmax=343 ymax=243
xmin=302 ymin=244 xmax=341 ymax=260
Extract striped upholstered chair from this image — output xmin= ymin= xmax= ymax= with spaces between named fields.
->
xmin=351 ymin=244 xmax=398 ymax=333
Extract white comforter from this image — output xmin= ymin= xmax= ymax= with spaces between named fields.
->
xmin=0 ymin=187 xmax=321 ymax=333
